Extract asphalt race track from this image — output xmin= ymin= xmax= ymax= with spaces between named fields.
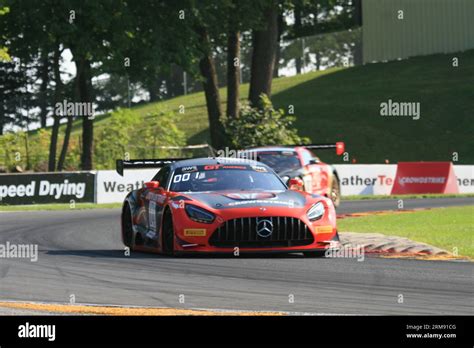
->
xmin=0 ymin=198 xmax=473 ymax=315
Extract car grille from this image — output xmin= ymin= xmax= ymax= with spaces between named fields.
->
xmin=208 ymin=216 xmax=314 ymax=248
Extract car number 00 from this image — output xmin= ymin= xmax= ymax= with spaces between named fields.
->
xmin=173 ymin=173 xmax=191 ymax=183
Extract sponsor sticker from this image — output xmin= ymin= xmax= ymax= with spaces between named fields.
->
xmin=251 ymin=165 xmax=268 ymax=173
xmin=203 ymin=165 xmax=248 ymax=171
xmin=227 ymin=199 xmax=296 ymax=207
xmin=184 ymin=229 xmax=207 ymax=237
xmin=316 ymin=225 xmax=333 ymax=233
xmin=181 ymin=166 xmax=198 ymax=173
xmin=148 ymin=201 xmax=156 ymax=230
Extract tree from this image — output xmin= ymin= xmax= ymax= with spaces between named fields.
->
xmin=64 ymin=1 xmax=115 ymax=170
xmin=353 ymin=0 xmax=363 ymax=65
xmin=224 ymin=0 xmax=264 ymax=119
xmin=283 ymin=0 xmax=361 ymax=73
xmin=293 ymin=1 xmax=303 ymax=74
xmin=224 ymin=94 xmax=308 ymax=148
xmin=0 ymin=1 xmax=47 ymax=135
xmin=226 ymin=26 xmax=241 ymax=119
xmin=94 ymin=109 xmax=140 ymax=169
xmin=1 ymin=0 xmax=75 ymax=171
xmin=57 ymin=76 xmax=76 ymax=171
xmin=48 ymin=43 xmax=63 ymax=172
xmin=248 ymin=0 xmax=280 ymax=108
xmin=224 ymin=0 xmax=267 ymax=118
xmin=197 ymin=25 xmax=227 ymax=149
xmin=37 ymin=52 xmax=51 ymax=128
xmin=0 ymin=61 xmax=28 ymax=135
xmin=273 ymin=12 xmax=285 ymax=78
xmin=189 ymin=0 xmax=269 ymax=146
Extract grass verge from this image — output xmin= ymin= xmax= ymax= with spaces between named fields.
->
xmin=338 ymin=206 xmax=474 ymax=258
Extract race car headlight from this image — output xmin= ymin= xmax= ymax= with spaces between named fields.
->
xmin=185 ymin=204 xmax=215 ymax=224
xmin=307 ymin=202 xmax=325 ymax=221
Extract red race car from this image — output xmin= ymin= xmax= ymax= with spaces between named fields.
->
xmin=241 ymin=142 xmax=345 ymax=207
xmin=117 ymin=157 xmax=340 ymax=257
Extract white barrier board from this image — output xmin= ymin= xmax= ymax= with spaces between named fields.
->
xmin=96 ymin=169 xmax=158 ymax=203
xmin=94 ymin=165 xmax=474 ymax=203
xmin=453 ymin=165 xmax=474 ymax=194
xmin=333 ymin=165 xmax=397 ymax=196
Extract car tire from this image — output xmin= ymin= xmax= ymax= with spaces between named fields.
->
xmin=303 ymin=250 xmax=327 ymax=258
xmin=162 ymin=209 xmax=175 ymax=255
xmin=331 ymin=175 xmax=341 ymax=208
xmin=122 ymin=204 xmax=133 ymax=248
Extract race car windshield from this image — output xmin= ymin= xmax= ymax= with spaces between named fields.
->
xmin=170 ymin=165 xmax=286 ymax=192
xmin=255 ymin=152 xmax=301 ymax=173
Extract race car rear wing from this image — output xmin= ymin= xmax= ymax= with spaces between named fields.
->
xmin=245 ymin=142 xmax=345 ymax=156
xmin=116 ymin=143 xmax=216 ymax=176
xmin=290 ymin=142 xmax=345 ymax=156
xmin=116 ymin=158 xmax=185 ymax=176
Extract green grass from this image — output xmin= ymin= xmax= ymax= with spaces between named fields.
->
xmin=0 ymin=202 xmax=122 ymax=211
xmin=338 ymin=206 xmax=474 ymax=258
xmin=11 ymin=49 xmax=474 ymax=167
xmin=343 ymin=193 xmax=474 ymax=200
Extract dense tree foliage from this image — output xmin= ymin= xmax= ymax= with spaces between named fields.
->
xmin=0 ymin=0 xmax=360 ymax=171
xmin=224 ymin=94 xmax=308 ymax=148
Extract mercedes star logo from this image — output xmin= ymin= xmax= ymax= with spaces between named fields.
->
xmin=256 ymin=218 xmax=273 ymax=238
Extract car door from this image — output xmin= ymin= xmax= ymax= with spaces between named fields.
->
xmin=142 ymin=166 xmax=171 ymax=247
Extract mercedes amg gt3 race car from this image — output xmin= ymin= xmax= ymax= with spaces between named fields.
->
xmin=240 ymin=142 xmax=345 ymax=207
xmin=117 ymin=157 xmax=340 ymax=256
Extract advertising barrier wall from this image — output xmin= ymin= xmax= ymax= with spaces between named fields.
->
xmin=333 ymin=164 xmax=397 ymax=196
xmin=391 ymin=162 xmax=459 ymax=194
xmin=0 ymin=165 xmax=472 ymax=205
xmin=333 ymin=164 xmax=473 ymax=196
xmin=96 ymin=169 xmax=158 ymax=204
xmin=0 ymin=172 xmax=95 ymax=205
xmin=96 ymin=164 xmax=472 ymax=202
xmin=454 ymin=165 xmax=474 ymax=193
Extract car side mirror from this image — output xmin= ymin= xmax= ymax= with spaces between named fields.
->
xmin=309 ymin=159 xmax=320 ymax=165
xmin=144 ymin=181 xmax=160 ymax=189
xmin=288 ymin=178 xmax=304 ymax=191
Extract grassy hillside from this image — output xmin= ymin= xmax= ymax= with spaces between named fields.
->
xmin=278 ymin=49 xmax=474 ymax=164
xmin=4 ymin=49 xmax=474 ymax=169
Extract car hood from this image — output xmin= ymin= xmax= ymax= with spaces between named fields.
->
xmin=183 ymin=190 xmax=308 ymax=210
